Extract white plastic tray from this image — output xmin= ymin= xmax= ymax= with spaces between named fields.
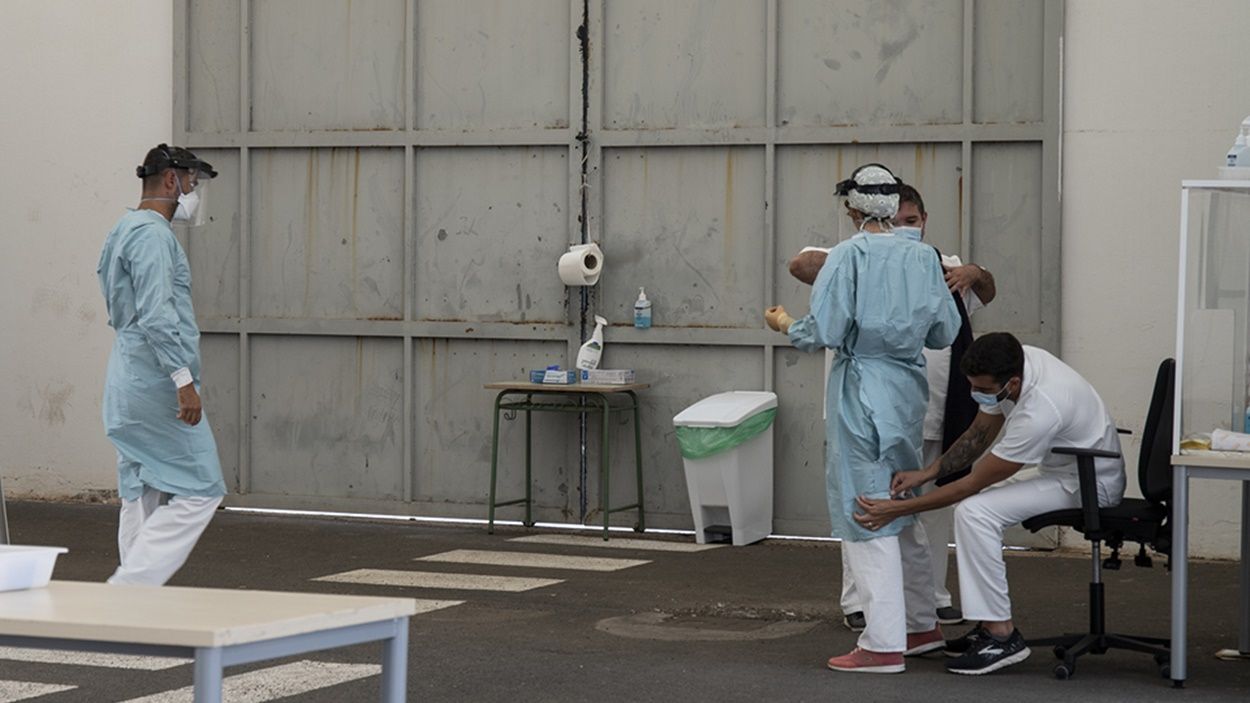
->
xmin=0 ymin=545 xmax=68 ymax=592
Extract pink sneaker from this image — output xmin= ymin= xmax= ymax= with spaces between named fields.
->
xmin=826 ymin=647 xmax=905 ymax=673
xmin=904 ymin=626 xmax=945 ymax=657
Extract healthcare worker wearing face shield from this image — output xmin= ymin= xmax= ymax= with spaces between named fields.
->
xmin=96 ymin=144 xmax=225 ymax=586
xmin=764 ymin=164 xmax=962 ymax=673
xmin=854 ymin=332 xmax=1126 ymax=675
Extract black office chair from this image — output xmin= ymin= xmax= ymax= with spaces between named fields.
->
xmin=1021 ymin=358 xmax=1174 ymax=680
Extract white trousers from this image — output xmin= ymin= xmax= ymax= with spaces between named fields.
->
xmin=108 ymin=486 xmax=221 ymax=586
xmin=841 ymin=440 xmax=953 ymax=611
xmin=841 ymin=522 xmax=938 ymax=653
xmin=914 ymin=442 xmax=955 ymax=608
xmin=955 ymin=473 xmax=1113 ymax=622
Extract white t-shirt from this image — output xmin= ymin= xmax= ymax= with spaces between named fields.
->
xmin=985 ymin=346 xmax=1126 ymax=500
xmin=814 ymin=249 xmax=981 ymax=432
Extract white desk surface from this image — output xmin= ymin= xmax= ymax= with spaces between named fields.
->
xmin=0 ymin=581 xmax=417 ymax=648
xmin=1172 ymin=451 xmax=1250 ymax=470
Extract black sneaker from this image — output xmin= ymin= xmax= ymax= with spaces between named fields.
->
xmin=945 ymin=629 xmax=1031 ymax=675
xmin=944 ymin=625 xmax=989 ymax=657
xmin=842 ymin=611 xmax=866 ymax=632
xmin=936 ymin=606 xmax=965 ymax=625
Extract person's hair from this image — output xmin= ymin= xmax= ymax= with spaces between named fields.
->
xmin=960 ymin=332 xmax=1024 ymax=385
xmin=898 ymin=184 xmax=925 ymax=216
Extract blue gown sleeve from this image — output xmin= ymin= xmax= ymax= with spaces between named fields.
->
xmin=123 ymin=226 xmax=192 ymax=376
xmin=788 ymin=245 xmax=855 ymax=352
xmin=924 ymin=255 xmax=962 ymax=350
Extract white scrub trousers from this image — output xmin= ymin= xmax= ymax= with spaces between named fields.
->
xmin=914 ymin=440 xmax=955 ymax=608
xmin=108 ymin=486 xmax=221 ymax=586
xmin=954 ymin=474 xmax=1113 ymax=622
xmin=841 ymin=441 xmax=953 ymax=613
xmin=841 ymin=522 xmax=938 ymax=653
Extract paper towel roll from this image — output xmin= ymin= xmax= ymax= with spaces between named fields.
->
xmin=558 ymin=243 xmax=604 ymax=286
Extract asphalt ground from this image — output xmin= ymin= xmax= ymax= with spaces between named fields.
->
xmin=2 ymin=500 xmax=1249 ymax=702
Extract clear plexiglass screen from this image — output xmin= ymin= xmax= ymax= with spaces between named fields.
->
xmin=1179 ymin=186 xmax=1250 ymax=445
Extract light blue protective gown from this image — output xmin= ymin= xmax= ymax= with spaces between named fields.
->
xmin=788 ymin=232 xmax=960 ymax=541
xmin=97 ymin=209 xmax=226 ymax=501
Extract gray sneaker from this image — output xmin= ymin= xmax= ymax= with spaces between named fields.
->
xmin=936 ymin=606 xmax=965 ymax=625
xmin=842 ymin=611 xmax=865 ymax=632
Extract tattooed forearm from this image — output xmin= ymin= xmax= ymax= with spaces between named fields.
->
xmin=936 ymin=420 xmax=995 ymax=480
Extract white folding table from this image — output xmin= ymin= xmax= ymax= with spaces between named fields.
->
xmin=0 ymin=580 xmax=416 ymax=702
xmin=1170 ymin=452 xmax=1250 ymax=686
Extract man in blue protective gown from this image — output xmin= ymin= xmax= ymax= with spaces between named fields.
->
xmin=97 ymin=144 xmax=225 ymax=585
xmin=765 ymin=163 xmax=961 ymax=673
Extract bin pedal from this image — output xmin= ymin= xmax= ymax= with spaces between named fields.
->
xmin=703 ymin=525 xmax=733 ymax=542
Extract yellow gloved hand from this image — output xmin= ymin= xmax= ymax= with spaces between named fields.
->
xmin=764 ymin=306 xmax=795 ymax=333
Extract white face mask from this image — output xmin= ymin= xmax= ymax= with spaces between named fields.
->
xmin=172 ymin=175 xmax=199 ymax=222
xmin=173 ymin=190 xmax=200 ymax=222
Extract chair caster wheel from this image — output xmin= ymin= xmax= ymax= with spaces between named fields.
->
xmin=1053 ymin=646 xmax=1067 ymax=659
xmin=1159 ymin=664 xmax=1171 ymax=679
xmin=1054 ymin=663 xmax=1074 ymax=680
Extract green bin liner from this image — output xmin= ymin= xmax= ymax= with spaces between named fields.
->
xmin=675 ymin=408 xmax=777 ymax=460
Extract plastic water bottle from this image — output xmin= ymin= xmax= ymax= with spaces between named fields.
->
xmin=634 ymin=287 xmax=652 ymax=329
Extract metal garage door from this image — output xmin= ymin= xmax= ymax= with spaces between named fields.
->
xmin=176 ymin=0 xmax=1062 ymax=540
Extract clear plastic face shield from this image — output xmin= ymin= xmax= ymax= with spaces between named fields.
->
xmin=136 ymin=146 xmax=217 ymax=228
xmin=834 ymin=164 xmax=902 ymax=242
xmin=172 ymin=168 xmax=212 ymax=228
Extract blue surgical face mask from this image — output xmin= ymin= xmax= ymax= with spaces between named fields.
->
xmin=893 ymin=225 xmax=923 ymax=241
xmin=971 ymin=382 xmax=1013 ymax=411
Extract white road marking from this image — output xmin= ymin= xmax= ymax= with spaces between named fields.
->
xmin=314 ymin=568 xmax=563 ymax=592
xmin=0 ymin=647 xmax=187 ymax=670
xmin=120 ymin=660 xmax=380 ymax=703
xmin=0 ymin=680 xmax=76 ymax=702
xmin=510 ymin=534 xmax=723 ymax=553
xmin=417 ymin=549 xmax=650 ymax=572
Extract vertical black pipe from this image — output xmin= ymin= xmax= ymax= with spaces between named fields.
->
xmin=575 ymin=0 xmax=591 ymax=522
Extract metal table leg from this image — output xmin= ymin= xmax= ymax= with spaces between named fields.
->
xmin=193 ymin=646 xmax=224 ymax=703
xmin=0 ymin=474 xmax=9 ymax=545
xmin=487 ymin=391 xmax=507 ymax=534
xmin=598 ymin=394 xmax=611 ymax=541
xmin=629 ymin=390 xmax=645 ymax=532
xmin=1241 ymin=481 xmax=1250 ymax=654
xmin=380 ymin=617 xmax=409 ymax=702
xmin=1170 ymin=466 xmax=1189 ymax=687
xmin=524 ymin=395 xmax=533 ymax=527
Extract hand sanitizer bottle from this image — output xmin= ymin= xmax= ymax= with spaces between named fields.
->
xmin=633 ymin=288 xmax=652 ymax=329
xmin=1228 ymin=131 xmax=1248 ymax=167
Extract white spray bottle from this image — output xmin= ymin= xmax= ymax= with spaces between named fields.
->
xmin=576 ymin=316 xmax=608 ymax=370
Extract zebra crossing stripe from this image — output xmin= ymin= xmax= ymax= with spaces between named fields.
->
xmin=120 ymin=660 xmax=380 ymax=703
xmin=0 ymin=647 xmax=187 ymax=670
xmin=0 ymin=680 xmax=76 ymax=702
xmin=417 ymin=549 xmax=650 ymax=572
xmin=315 ymin=568 xmax=563 ymax=592
xmin=509 ymin=534 xmax=722 ymax=553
